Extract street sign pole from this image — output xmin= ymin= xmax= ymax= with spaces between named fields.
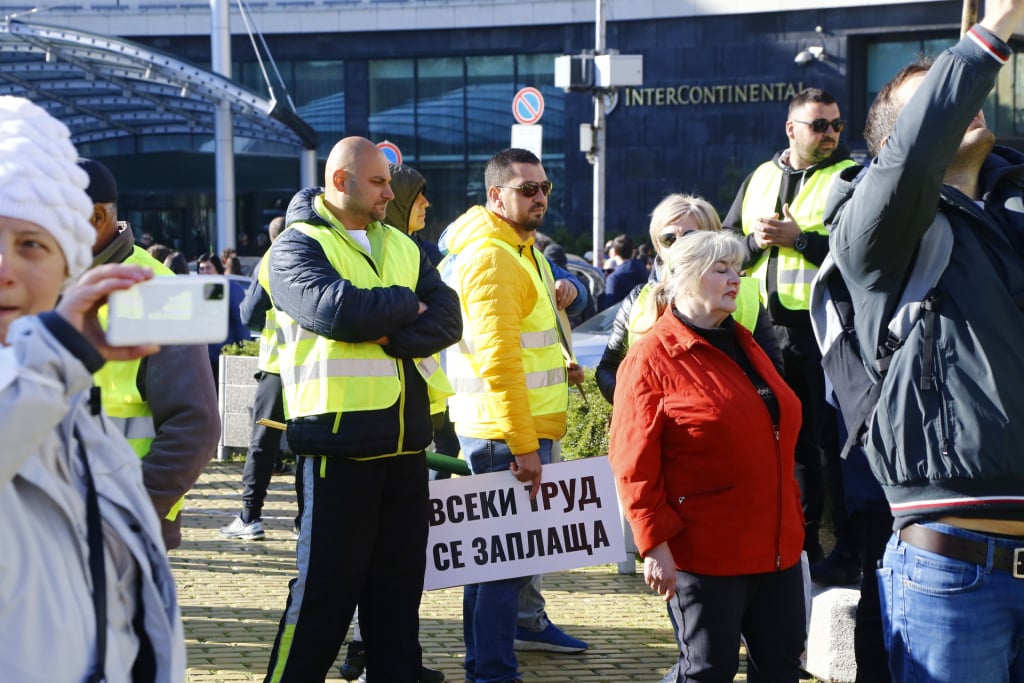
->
xmin=511 ymin=87 xmax=545 ymax=158
xmin=592 ymin=0 xmax=606 ymax=269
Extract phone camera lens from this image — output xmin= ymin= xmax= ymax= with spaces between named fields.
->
xmin=205 ymin=284 xmax=225 ymax=301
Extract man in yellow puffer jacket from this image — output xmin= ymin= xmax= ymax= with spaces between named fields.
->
xmin=440 ymin=148 xmax=586 ymax=683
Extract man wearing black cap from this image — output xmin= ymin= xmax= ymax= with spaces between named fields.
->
xmin=79 ymin=157 xmax=220 ymax=551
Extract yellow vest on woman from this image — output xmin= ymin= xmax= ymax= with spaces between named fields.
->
xmin=627 ymin=276 xmax=760 ymax=346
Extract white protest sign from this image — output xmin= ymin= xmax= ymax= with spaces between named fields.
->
xmin=424 ymin=456 xmax=625 ymax=591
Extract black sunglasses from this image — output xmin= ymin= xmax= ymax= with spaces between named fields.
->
xmin=657 ymin=229 xmax=696 ymax=249
xmin=793 ymin=117 xmax=847 ymax=134
xmin=495 ymin=180 xmax=553 ymax=198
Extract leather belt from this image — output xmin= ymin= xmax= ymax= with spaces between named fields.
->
xmin=899 ymin=523 xmax=1024 ymax=579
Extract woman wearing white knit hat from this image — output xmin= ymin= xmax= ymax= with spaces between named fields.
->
xmin=0 ymin=96 xmax=186 ymax=683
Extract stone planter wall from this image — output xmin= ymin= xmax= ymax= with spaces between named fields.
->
xmin=218 ymin=355 xmax=259 ymax=460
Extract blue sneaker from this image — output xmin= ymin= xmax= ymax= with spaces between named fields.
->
xmin=513 ymin=622 xmax=588 ymax=653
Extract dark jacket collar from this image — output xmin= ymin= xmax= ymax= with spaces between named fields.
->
xmin=89 ymin=223 xmax=135 ymax=268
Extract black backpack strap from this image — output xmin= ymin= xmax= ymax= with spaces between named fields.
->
xmin=75 ymin=420 xmax=107 ymax=683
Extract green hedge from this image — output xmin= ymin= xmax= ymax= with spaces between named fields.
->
xmin=221 ymin=339 xmax=260 ymax=356
xmin=562 ymin=368 xmax=612 ymax=460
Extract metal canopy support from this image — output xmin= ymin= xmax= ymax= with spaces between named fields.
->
xmin=301 ymin=148 xmax=317 ymax=189
xmin=211 ymin=0 xmax=235 ymax=254
xmin=0 ymin=16 xmax=319 ymax=232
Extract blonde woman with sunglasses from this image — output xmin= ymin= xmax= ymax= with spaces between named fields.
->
xmin=594 ymin=193 xmax=779 ymax=404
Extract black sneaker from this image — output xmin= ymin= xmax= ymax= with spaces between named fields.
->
xmin=338 ymin=640 xmax=366 ymax=680
xmin=419 ymin=665 xmax=446 ymax=683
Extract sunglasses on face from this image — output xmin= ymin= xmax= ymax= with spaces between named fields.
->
xmin=495 ymin=180 xmax=554 ymax=198
xmin=657 ymin=229 xmax=696 ymax=249
xmin=793 ymin=118 xmax=847 ymax=134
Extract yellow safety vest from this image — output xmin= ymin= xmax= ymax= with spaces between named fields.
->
xmin=734 ymin=277 xmax=760 ymax=332
xmin=445 ymin=238 xmax=568 ymax=425
xmin=258 ymin=302 xmax=281 ymax=375
xmin=94 ymin=246 xmax=183 ymax=521
xmin=741 ymin=159 xmax=856 ymax=310
xmin=626 ymin=277 xmax=759 ymax=346
xmin=263 ymin=216 xmax=452 ymax=421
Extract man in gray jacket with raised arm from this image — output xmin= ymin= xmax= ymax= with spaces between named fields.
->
xmin=824 ymin=1 xmax=1024 ymax=679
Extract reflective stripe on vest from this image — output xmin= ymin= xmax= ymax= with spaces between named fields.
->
xmin=446 ymin=237 xmax=567 ymax=425
xmin=451 ymin=367 xmax=566 ymax=395
xmin=458 ymin=328 xmax=559 ymax=355
xmin=740 ymin=159 xmax=856 ymax=310
xmin=268 ymin=215 xmax=451 ymax=418
xmin=108 ymin=415 xmax=157 ymax=445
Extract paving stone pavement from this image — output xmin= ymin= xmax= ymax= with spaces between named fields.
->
xmin=173 ymin=461 xmax=800 ymax=682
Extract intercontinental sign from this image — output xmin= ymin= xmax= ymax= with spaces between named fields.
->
xmin=622 ymin=81 xmax=806 ymax=108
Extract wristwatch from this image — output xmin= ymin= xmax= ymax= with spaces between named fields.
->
xmin=793 ymin=232 xmax=809 ymax=253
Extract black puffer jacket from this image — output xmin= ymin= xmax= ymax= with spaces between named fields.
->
xmin=267 ymin=187 xmax=462 ymax=458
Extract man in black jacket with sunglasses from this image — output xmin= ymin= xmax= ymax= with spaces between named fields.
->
xmin=723 ymin=87 xmax=858 ymax=575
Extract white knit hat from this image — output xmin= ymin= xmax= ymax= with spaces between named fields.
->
xmin=0 ymin=96 xmax=95 ymax=279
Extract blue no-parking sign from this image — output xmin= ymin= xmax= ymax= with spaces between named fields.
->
xmin=376 ymin=140 xmax=402 ymax=165
xmin=512 ymin=87 xmax=545 ymax=125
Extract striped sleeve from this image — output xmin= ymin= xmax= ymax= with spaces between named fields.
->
xmin=968 ymin=26 xmax=1012 ymax=64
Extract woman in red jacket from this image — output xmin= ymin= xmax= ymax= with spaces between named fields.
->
xmin=608 ymin=229 xmax=806 ymax=682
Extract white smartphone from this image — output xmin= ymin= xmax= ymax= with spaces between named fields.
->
xmin=106 ymin=275 xmax=229 ymax=346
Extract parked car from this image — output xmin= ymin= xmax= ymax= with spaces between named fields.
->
xmin=565 ymin=253 xmax=605 ymax=305
xmin=571 ymin=301 xmax=621 ymax=368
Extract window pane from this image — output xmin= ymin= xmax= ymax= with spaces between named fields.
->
xmin=293 ymin=60 xmax=345 ymax=156
xmin=369 ymin=59 xmax=417 ymax=162
xmin=417 ymin=57 xmax=465 ymax=158
xmin=467 ymin=56 xmax=514 ymax=157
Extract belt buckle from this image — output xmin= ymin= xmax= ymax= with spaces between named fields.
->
xmin=1015 ymin=548 xmax=1024 ymax=579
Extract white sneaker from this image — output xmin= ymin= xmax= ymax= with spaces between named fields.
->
xmin=219 ymin=516 xmax=265 ymax=540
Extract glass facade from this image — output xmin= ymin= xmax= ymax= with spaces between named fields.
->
xmin=226 ymin=52 xmax=566 ymax=238
xmin=367 ymin=53 xmax=564 ymax=238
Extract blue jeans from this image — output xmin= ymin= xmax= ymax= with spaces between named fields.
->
xmin=517 ymin=441 xmax=562 ymax=632
xmin=879 ymin=522 xmax=1024 ymax=683
xmin=458 ymin=436 xmax=552 ymax=683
